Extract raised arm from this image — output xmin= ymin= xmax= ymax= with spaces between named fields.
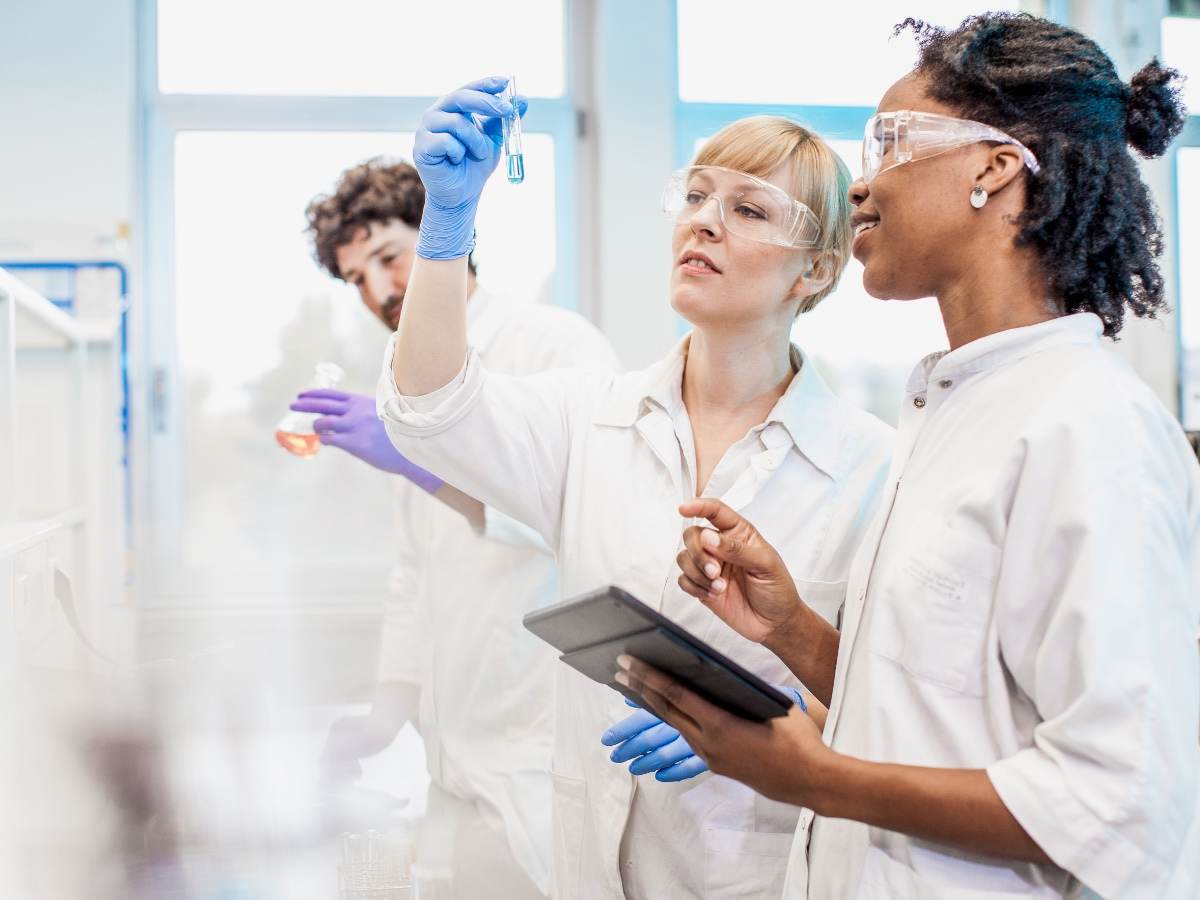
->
xmin=393 ymin=76 xmax=524 ymax=396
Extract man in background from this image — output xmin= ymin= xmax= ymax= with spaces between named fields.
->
xmin=295 ymin=158 xmax=619 ymax=898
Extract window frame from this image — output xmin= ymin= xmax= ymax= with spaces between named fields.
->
xmin=1164 ymin=15 xmax=1200 ymax=428
xmin=1174 ymin=118 xmax=1200 ymax=429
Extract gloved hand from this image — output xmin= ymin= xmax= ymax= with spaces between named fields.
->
xmin=600 ymin=698 xmax=708 ymax=782
xmin=290 ymin=389 xmax=444 ymax=493
xmin=601 ymin=687 xmax=808 ymax=782
xmin=413 ymin=75 xmax=527 ymax=260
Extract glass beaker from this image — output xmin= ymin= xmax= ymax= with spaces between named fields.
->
xmin=275 ymin=362 xmax=344 ymax=457
xmin=339 ymin=829 xmax=414 ymax=899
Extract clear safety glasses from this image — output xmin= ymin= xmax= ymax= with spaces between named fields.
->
xmin=662 ymin=166 xmax=822 ymax=249
xmin=862 ymin=110 xmax=1041 ymax=184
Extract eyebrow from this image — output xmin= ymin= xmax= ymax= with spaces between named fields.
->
xmin=343 ymin=240 xmax=403 ymax=282
xmin=689 ymin=172 xmax=771 ymax=194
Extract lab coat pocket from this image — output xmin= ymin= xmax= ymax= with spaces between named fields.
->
xmin=550 ymin=772 xmax=587 ymax=899
xmin=855 ymin=842 xmax=1050 ymax=899
xmin=871 ymin=525 xmax=1000 ymax=697
xmin=703 ymin=827 xmax=793 ymax=898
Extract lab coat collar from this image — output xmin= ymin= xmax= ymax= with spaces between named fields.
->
xmin=594 ymin=334 xmax=847 ymax=480
xmin=906 ymin=312 xmax=1103 ymax=395
xmin=592 ymin=336 xmax=689 ymax=428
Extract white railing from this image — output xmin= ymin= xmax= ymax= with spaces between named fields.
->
xmin=0 ymin=266 xmax=124 ymax=672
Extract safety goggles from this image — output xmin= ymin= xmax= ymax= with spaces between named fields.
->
xmin=862 ymin=110 xmax=1041 ymax=184
xmin=662 ymin=166 xmax=822 ymax=249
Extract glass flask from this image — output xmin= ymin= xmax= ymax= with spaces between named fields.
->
xmin=275 ymin=361 xmax=344 ymax=457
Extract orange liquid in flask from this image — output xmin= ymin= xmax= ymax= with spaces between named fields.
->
xmin=275 ymin=430 xmax=322 ymax=458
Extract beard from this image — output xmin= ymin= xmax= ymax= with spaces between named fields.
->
xmin=379 ymin=294 xmax=404 ymax=332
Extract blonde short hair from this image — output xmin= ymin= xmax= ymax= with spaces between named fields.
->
xmin=694 ymin=116 xmax=852 ymax=313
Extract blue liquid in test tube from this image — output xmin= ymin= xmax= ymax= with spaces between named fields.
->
xmin=507 ymin=153 xmax=525 ymax=182
xmin=501 ymin=75 xmax=524 ymax=185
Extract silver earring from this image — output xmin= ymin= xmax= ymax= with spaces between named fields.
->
xmin=970 ymin=185 xmax=988 ymax=209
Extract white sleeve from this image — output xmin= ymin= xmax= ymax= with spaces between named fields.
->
xmin=985 ymin=404 xmax=1200 ymax=898
xmin=376 ymin=482 xmax=424 ymax=685
xmin=472 ymin=307 xmax=620 ymax=551
xmin=481 ymin=505 xmax=554 ymax=550
xmin=376 ymin=333 xmax=609 ymax=549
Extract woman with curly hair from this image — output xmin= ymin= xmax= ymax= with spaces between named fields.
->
xmin=620 ymin=12 xmax=1200 ymax=898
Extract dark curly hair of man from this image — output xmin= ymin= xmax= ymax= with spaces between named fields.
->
xmin=897 ymin=13 xmax=1186 ymax=337
xmin=306 ymin=157 xmax=476 ymax=280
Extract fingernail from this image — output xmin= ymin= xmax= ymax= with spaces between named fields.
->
xmin=701 ymin=531 xmax=719 ymax=549
xmin=616 ymin=654 xmax=632 ymax=669
xmin=615 ymin=672 xmax=629 ymax=688
xmin=711 ymin=578 xmax=726 ymax=593
xmin=704 ymin=563 xmax=720 ymax=578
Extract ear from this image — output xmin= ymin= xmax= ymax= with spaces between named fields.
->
xmin=975 ymin=144 xmax=1026 ymax=198
xmin=787 ymin=250 xmax=838 ymax=302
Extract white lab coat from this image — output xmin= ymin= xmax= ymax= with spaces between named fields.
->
xmin=786 ymin=313 xmax=1200 ymax=899
xmin=379 ymin=289 xmax=620 ymax=895
xmin=377 ymin=334 xmax=895 ymax=899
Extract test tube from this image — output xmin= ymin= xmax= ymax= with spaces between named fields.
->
xmin=500 ymin=75 xmax=524 ymax=184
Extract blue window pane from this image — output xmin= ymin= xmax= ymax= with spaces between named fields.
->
xmin=1180 ymin=147 xmax=1200 ymax=428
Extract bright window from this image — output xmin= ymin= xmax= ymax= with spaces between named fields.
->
xmin=167 ymin=130 xmax=556 ymax=594
xmin=158 ymin=0 xmax=565 ymax=97
xmin=174 ymin=130 xmax=556 ymax=402
xmin=677 ymin=0 xmax=1018 ymax=106
xmin=1162 ymin=16 xmax=1200 ymax=115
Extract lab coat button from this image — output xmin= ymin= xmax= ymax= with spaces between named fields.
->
xmin=913 ymin=396 xmax=926 ymax=408
xmin=938 ymin=379 xmax=953 ymax=389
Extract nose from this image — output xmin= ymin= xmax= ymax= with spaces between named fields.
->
xmin=848 ymin=176 xmax=870 ymax=208
xmin=689 ymin=194 xmax=725 ymax=240
xmin=363 ymin=264 xmax=391 ymax=310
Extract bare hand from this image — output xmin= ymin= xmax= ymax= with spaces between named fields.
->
xmin=677 ymin=498 xmax=804 ymax=645
xmin=615 ymin=655 xmax=833 ymax=807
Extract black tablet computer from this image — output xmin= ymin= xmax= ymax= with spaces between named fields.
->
xmin=523 ymin=585 xmax=792 ymax=722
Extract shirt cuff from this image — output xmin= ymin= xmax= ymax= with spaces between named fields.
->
xmin=375 ymin=332 xmax=483 ymax=436
xmin=987 ymin=749 xmax=1150 ymax=898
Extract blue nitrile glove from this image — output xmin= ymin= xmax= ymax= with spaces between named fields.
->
xmin=601 ymin=698 xmax=708 ymax=782
xmin=290 ymin=390 xmax=444 ymax=494
xmin=600 ymin=687 xmax=808 ymax=783
xmin=413 ymin=75 xmax=528 ymax=260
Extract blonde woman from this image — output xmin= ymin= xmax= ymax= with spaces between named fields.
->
xmin=377 ymin=76 xmax=893 ymax=899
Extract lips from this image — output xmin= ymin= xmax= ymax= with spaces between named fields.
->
xmin=850 ymin=215 xmax=880 ymax=255
xmin=678 ymin=250 xmax=722 ymax=274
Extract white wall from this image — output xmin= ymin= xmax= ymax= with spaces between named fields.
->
xmin=0 ymin=0 xmax=136 ymax=258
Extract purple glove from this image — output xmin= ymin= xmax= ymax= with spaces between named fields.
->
xmin=289 ymin=389 xmax=444 ymax=493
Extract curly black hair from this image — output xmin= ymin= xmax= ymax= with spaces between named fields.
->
xmin=305 ymin=157 xmax=476 ymax=280
xmin=897 ymin=13 xmax=1187 ymax=337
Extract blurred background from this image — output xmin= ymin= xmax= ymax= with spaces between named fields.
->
xmin=0 ymin=1 xmax=1197 ymax=897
